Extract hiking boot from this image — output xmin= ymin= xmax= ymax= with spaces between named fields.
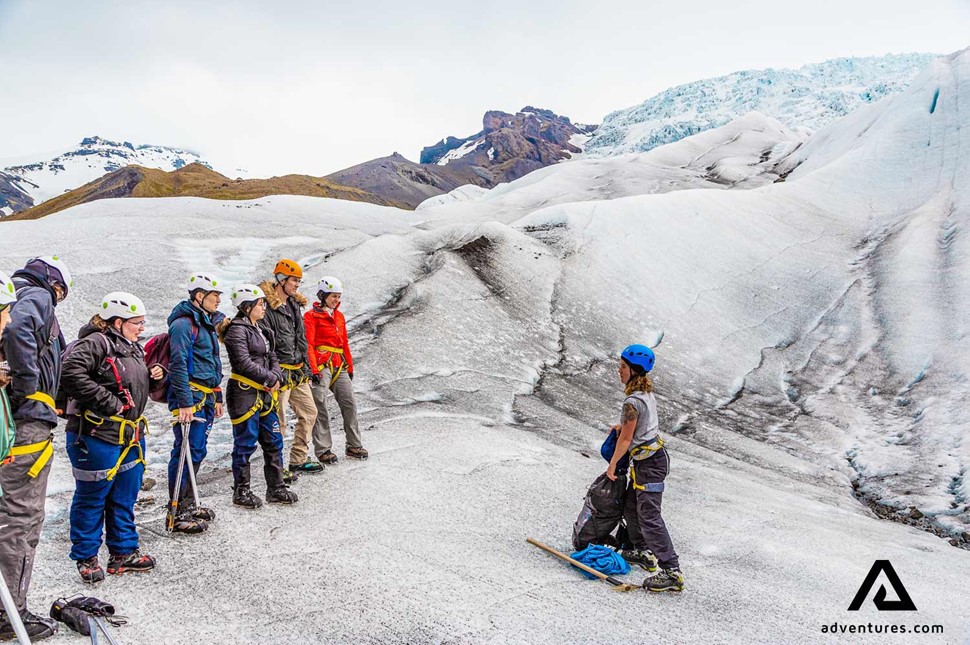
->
xmin=644 ymin=567 xmax=684 ymax=592
xmin=76 ymin=556 xmax=105 ymax=584
xmin=0 ymin=608 xmax=58 ymax=641
xmin=318 ymin=450 xmax=338 ymax=465
xmin=620 ymin=548 xmax=659 ymax=572
xmin=282 ymin=468 xmax=299 ymax=485
xmin=345 ymin=446 xmax=369 ymax=460
xmin=107 ymin=550 xmax=156 ymax=575
xmin=266 ymin=486 xmax=299 ymax=505
xmin=170 ymin=512 xmax=209 ymax=534
xmin=290 ymin=460 xmax=324 ymax=474
xmin=233 ymin=485 xmax=263 ymax=509
xmin=182 ymin=501 xmax=216 ymax=522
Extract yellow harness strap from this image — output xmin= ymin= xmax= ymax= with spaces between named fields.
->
xmin=25 ymin=392 xmax=57 ymax=410
xmin=170 ymin=381 xmax=216 ymax=421
xmin=105 ymin=436 xmax=146 ymax=481
xmin=314 ymin=345 xmax=346 ymax=387
xmin=81 ymin=412 xmax=149 ymax=445
xmin=228 ymin=374 xmax=279 ymax=424
xmin=279 ymin=363 xmax=308 ymax=390
xmin=7 ymin=437 xmax=55 ymax=478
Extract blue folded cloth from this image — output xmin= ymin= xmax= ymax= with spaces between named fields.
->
xmin=569 ymin=544 xmax=631 ymax=579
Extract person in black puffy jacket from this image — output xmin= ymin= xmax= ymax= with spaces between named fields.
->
xmin=60 ymin=292 xmax=162 ymax=584
xmin=220 ymin=284 xmax=297 ymax=509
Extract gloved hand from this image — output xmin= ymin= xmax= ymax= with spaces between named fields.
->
xmin=348 ymin=371 xmax=354 ymax=380
xmin=311 ymin=373 xmax=322 ymax=386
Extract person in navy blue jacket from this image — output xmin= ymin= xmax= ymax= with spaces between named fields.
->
xmin=0 ymin=256 xmax=71 ymax=641
xmin=166 ymin=272 xmax=226 ymax=534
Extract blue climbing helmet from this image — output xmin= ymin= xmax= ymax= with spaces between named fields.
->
xmin=621 ymin=344 xmax=655 ymax=374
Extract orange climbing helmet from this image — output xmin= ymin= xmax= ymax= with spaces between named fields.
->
xmin=273 ymin=258 xmax=303 ymax=280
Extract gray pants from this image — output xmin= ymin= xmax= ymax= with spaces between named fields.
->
xmin=310 ymin=371 xmax=361 ymax=455
xmin=0 ymin=420 xmax=53 ymax=612
xmin=624 ymin=447 xmax=679 ymax=570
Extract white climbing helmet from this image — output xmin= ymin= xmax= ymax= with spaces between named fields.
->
xmin=27 ymin=256 xmax=74 ymax=296
xmin=316 ymin=276 xmax=343 ymax=295
xmin=186 ymin=272 xmax=223 ymax=294
xmin=99 ymin=292 xmax=147 ymax=320
xmin=231 ymin=284 xmax=265 ymax=309
xmin=0 ymin=270 xmax=16 ymax=306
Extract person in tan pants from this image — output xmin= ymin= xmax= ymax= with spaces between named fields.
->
xmin=257 ymin=259 xmax=321 ymax=480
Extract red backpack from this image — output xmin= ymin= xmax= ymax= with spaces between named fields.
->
xmin=144 ymin=320 xmax=198 ymax=403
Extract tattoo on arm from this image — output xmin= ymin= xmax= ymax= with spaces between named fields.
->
xmin=622 ymin=402 xmax=638 ymax=424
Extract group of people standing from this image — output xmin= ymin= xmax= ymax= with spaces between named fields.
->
xmin=0 ymin=256 xmax=365 ymax=641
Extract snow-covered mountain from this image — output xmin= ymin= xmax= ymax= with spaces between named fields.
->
xmin=0 ymin=136 xmax=210 ymax=215
xmin=585 ymin=53 xmax=938 ymax=157
xmin=1 ymin=48 xmax=969 ymax=643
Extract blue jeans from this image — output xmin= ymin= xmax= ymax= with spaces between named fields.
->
xmin=66 ymin=431 xmax=145 ymax=560
xmin=232 ymin=410 xmax=284 ymax=490
xmin=168 ymin=400 xmax=214 ymax=506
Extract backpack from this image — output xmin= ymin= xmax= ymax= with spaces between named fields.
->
xmin=572 ymin=472 xmax=630 ymax=551
xmin=144 ymin=319 xmax=198 ymax=403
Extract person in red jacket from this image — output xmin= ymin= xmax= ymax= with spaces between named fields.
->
xmin=304 ymin=276 xmax=367 ymax=462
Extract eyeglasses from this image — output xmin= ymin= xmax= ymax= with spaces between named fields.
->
xmin=124 ymin=319 xmax=147 ymax=327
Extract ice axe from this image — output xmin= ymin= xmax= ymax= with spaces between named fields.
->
xmin=526 ymin=538 xmax=640 ymax=592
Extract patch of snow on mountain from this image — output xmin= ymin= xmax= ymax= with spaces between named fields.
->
xmin=2 ymin=136 xmax=211 ymax=205
xmin=436 ymin=138 xmax=482 ymax=165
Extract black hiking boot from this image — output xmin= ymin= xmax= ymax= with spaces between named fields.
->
xmin=0 ymin=608 xmax=58 ymax=641
xmin=107 ymin=550 xmax=156 ymax=575
xmin=644 ymin=567 xmax=684 ymax=592
xmin=76 ymin=556 xmax=105 ymax=584
xmin=233 ymin=485 xmax=263 ymax=509
xmin=266 ymin=486 xmax=299 ymax=505
xmin=317 ymin=450 xmax=338 ymax=465
xmin=620 ymin=548 xmax=659 ymax=572
xmin=345 ymin=446 xmax=369 ymax=460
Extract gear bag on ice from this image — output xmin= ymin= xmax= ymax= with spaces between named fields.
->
xmin=572 ymin=428 xmax=633 ymax=550
xmin=572 ymin=471 xmax=629 ymax=550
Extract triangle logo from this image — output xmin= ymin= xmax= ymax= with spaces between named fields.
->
xmin=847 ymin=560 xmax=917 ymax=611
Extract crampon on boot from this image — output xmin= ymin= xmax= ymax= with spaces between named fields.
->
xmin=317 ymin=450 xmax=338 ymax=465
xmin=233 ymin=485 xmax=263 ymax=509
xmin=345 ymin=446 xmax=369 ymax=460
xmin=266 ymin=486 xmax=299 ymax=505
xmin=1 ymin=608 xmax=58 ymax=641
xmin=169 ymin=512 xmax=209 ymax=534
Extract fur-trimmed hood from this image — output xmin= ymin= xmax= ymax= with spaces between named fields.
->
xmin=258 ymin=280 xmax=308 ymax=310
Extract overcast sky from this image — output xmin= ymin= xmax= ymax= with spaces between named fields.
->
xmin=1 ymin=0 xmax=968 ymax=177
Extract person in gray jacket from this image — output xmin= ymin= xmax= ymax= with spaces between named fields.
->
xmin=0 ymin=256 xmax=72 ymax=641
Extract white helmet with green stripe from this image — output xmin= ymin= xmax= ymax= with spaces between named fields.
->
xmin=231 ymin=284 xmax=265 ymax=309
xmin=186 ymin=272 xmax=223 ymax=294
xmin=0 ymin=270 xmax=16 ymax=306
xmin=100 ymin=292 xmax=147 ymax=320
